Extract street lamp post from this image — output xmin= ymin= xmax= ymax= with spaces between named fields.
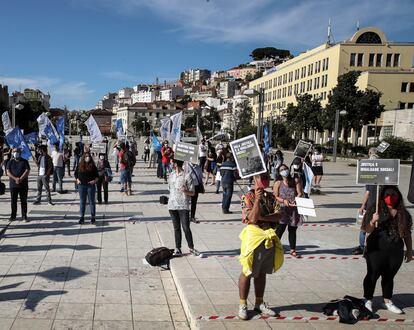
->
xmin=332 ymin=109 xmax=348 ymax=162
xmin=244 ymin=88 xmax=265 ymax=142
xmin=13 ymin=104 xmax=24 ymax=127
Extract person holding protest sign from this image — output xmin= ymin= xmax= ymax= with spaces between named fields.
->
xmin=273 ymin=164 xmax=303 ymax=257
xmin=6 ymin=148 xmax=30 ymax=222
xmin=238 ymin=172 xmax=282 ymax=320
xmin=361 ymin=185 xmax=412 ymax=314
xmin=168 ymin=159 xmax=202 ymax=257
xmin=75 ymin=152 xmax=99 ymax=224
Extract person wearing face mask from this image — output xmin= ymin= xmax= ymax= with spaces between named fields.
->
xmin=33 ymin=145 xmax=54 ymax=205
xmin=311 ymin=147 xmax=324 ymax=189
xmin=161 ymin=140 xmax=173 ymax=184
xmin=6 ymin=148 xmax=30 ymax=222
xmin=51 ymin=143 xmax=65 ymax=193
xmin=238 ymin=172 xmax=282 ymax=320
xmin=273 ymin=164 xmax=303 ymax=257
xmin=168 ymin=158 xmax=201 ymax=257
xmin=220 ymin=153 xmax=238 ymax=214
xmin=75 ymin=152 xmax=99 ymax=224
xmin=96 ymin=153 xmax=112 ymax=204
xmin=361 ymin=186 xmax=412 ymax=314
xmin=198 ymin=139 xmax=207 ymax=172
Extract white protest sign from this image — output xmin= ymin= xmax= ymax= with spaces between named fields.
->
xmin=295 ymin=197 xmax=316 ymax=217
xmin=376 ymin=141 xmax=390 ymax=153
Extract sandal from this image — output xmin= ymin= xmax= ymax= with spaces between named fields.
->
xmin=290 ymin=250 xmax=299 ymax=258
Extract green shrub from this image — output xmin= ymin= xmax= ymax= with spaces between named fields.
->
xmin=277 ymin=136 xmax=295 ymax=150
xmin=370 ymin=136 xmax=414 ymax=160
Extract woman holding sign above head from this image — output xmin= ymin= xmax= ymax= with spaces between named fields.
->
xmin=273 ymin=164 xmax=303 ymax=257
xmin=361 ymin=185 xmax=412 ymax=315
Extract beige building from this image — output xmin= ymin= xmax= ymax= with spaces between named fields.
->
xmin=250 ymin=27 xmax=414 ymax=144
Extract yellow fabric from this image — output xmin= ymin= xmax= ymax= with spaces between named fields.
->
xmin=239 ymin=224 xmax=284 ymax=277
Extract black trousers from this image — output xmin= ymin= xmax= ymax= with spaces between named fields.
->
xmin=96 ymin=176 xmax=109 ymax=203
xmin=11 ymin=186 xmax=28 ymax=219
xmin=169 ymin=209 xmax=194 ymax=250
xmin=363 ymin=236 xmax=404 ymax=300
xmin=191 ymin=192 xmax=199 ymax=219
xmin=276 ymin=224 xmax=297 ymax=250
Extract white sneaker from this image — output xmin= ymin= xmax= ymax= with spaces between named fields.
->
xmin=173 ymin=248 xmax=182 ymax=257
xmin=238 ymin=304 xmax=248 ymax=320
xmin=254 ymin=302 xmax=277 ymax=316
xmin=190 ymin=248 xmax=203 ymax=258
xmin=384 ymin=301 xmax=403 ymax=314
xmin=364 ymin=299 xmax=373 ymax=313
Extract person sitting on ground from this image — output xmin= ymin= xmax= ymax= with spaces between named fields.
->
xmin=168 ymin=159 xmax=202 ymax=257
xmin=361 ymin=185 xmax=412 ymax=315
xmin=238 ymin=172 xmax=282 ymax=320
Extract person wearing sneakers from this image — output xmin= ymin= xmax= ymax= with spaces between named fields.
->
xmin=273 ymin=164 xmax=303 ymax=257
xmin=220 ymin=153 xmax=238 ymax=214
xmin=75 ymin=152 xmax=99 ymax=224
xmin=118 ymin=142 xmax=133 ymax=195
xmin=238 ymin=172 xmax=283 ymax=320
xmin=33 ymin=145 xmax=54 ymax=206
xmin=361 ymin=185 xmax=412 ymax=315
xmin=168 ymin=159 xmax=202 ymax=257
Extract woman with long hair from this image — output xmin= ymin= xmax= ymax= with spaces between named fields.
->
xmin=273 ymin=163 xmax=303 ymax=257
xmin=75 ymin=152 xmax=99 ymax=224
xmin=96 ymin=152 xmax=112 ymax=204
xmin=361 ymin=185 xmax=412 ymax=314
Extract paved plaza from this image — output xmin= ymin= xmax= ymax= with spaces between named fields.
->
xmin=0 ymin=148 xmax=413 ymax=329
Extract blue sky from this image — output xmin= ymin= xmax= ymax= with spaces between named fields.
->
xmin=1 ymin=0 xmax=414 ymax=109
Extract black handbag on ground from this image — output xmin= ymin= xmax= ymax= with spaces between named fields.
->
xmin=145 ymin=247 xmax=174 ymax=270
xmin=159 ymin=196 xmax=169 ymax=204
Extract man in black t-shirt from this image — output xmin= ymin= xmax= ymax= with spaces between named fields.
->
xmin=6 ymin=148 xmax=31 ymax=222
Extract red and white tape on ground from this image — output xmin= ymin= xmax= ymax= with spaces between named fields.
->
xmin=211 ymin=255 xmax=363 ymax=260
xmin=196 ymin=315 xmax=414 ymax=323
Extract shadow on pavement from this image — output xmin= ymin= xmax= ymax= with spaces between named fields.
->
xmin=0 ymin=244 xmax=99 ymax=253
xmin=202 ymin=249 xmax=240 ymax=257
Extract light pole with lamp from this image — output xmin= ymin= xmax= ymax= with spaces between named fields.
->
xmin=244 ymin=88 xmax=265 ymax=142
xmin=332 ymin=109 xmax=348 ymax=162
xmin=13 ymin=104 xmax=24 ymax=127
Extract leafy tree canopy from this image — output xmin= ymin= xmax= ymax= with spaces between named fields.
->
xmin=250 ymin=47 xmax=291 ymax=60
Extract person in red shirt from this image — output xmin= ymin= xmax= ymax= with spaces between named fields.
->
xmin=161 ymin=140 xmax=173 ymax=183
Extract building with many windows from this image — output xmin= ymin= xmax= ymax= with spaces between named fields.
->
xmin=250 ymin=27 xmax=414 ymax=143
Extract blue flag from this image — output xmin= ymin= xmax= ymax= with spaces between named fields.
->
xmin=44 ymin=122 xmax=59 ymax=145
xmin=115 ymin=118 xmax=123 ymax=135
xmin=5 ymin=127 xmax=32 ymax=160
xmin=24 ymin=132 xmax=39 ymax=145
xmin=56 ymin=116 xmax=65 ymax=151
xmin=263 ymin=124 xmax=270 ymax=155
xmin=151 ymin=131 xmax=162 ymax=152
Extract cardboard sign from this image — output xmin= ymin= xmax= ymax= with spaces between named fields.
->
xmin=91 ymin=143 xmax=107 ymax=154
xmin=295 ymin=197 xmax=316 ymax=217
xmin=294 ymin=140 xmax=313 ymax=158
xmin=357 ymin=159 xmax=400 ymax=185
xmin=173 ymin=141 xmax=198 ymax=163
xmin=230 ymin=134 xmax=266 ymax=179
xmin=376 ymin=141 xmax=390 ymax=153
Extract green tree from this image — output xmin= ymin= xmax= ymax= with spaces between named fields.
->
xmin=283 ymin=94 xmax=323 ymax=140
xmin=323 ymin=71 xmax=384 ymax=147
xmin=131 ymin=115 xmax=149 ymax=136
xmin=200 ymin=107 xmax=221 ymax=134
xmin=233 ymin=100 xmax=255 ymax=139
xmin=250 ymin=47 xmax=291 ymax=60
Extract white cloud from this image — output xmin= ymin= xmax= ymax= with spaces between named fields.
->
xmin=0 ymin=75 xmax=94 ymax=109
xmin=76 ymin=0 xmax=414 ymax=47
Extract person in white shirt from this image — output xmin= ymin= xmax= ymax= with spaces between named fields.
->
xmin=33 ymin=145 xmax=54 ymax=205
xmin=51 ymin=143 xmax=64 ymax=193
xmin=198 ymin=140 xmax=207 ymax=171
xmin=311 ymin=147 xmax=324 ymax=189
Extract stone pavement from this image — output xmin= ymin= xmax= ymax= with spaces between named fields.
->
xmin=0 ymin=150 xmax=413 ymax=330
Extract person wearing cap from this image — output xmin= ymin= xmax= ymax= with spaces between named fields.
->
xmin=238 ymin=172 xmax=282 ymax=320
xmin=6 ymin=148 xmax=30 ymax=222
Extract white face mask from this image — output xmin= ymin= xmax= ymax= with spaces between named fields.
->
xmin=99 ymin=155 xmax=105 ymax=160
xmin=13 ymin=152 xmax=20 ymax=159
xmin=85 ymin=157 xmax=91 ymax=163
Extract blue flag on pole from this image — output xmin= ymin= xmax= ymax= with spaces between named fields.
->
xmin=56 ymin=116 xmax=65 ymax=151
xmin=24 ymin=132 xmax=39 ymax=145
xmin=6 ymin=127 xmax=32 ymax=160
xmin=263 ymin=124 xmax=270 ymax=155
xmin=151 ymin=131 xmax=162 ymax=152
xmin=44 ymin=122 xmax=59 ymax=145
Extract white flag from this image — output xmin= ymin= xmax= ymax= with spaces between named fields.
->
xmin=170 ymin=112 xmax=182 ymax=143
xmin=160 ymin=118 xmax=171 ymax=142
xmin=303 ymin=162 xmax=314 ymax=195
xmin=2 ymin=111 xmax=12 ymax=134
xmin=196 ymin=124 xmax=203 ymax=145
xmin=37 ymin=112 xmax=58 ymax=138
xmin=85 ymin=115 xmax=103 ymax=143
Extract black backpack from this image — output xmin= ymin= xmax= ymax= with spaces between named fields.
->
xmin=323 ymin=295 xmax=374 ymax=325
xmin=122 ymin=150 xmax=136 ymax=169
xmin=145 ymin=247 xmax=174 ymax=269
xmin=0 ymin=182 xmax=5 ymax=195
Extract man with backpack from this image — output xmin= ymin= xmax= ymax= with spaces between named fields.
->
xmin=118 ymin=142 xmax=135 ymax=195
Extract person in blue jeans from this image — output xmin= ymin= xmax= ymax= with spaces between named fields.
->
xmin=220 ymin=153 xmax=238 ymax=214
xmin=75 ymin=152 xmax=99 ymax=224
